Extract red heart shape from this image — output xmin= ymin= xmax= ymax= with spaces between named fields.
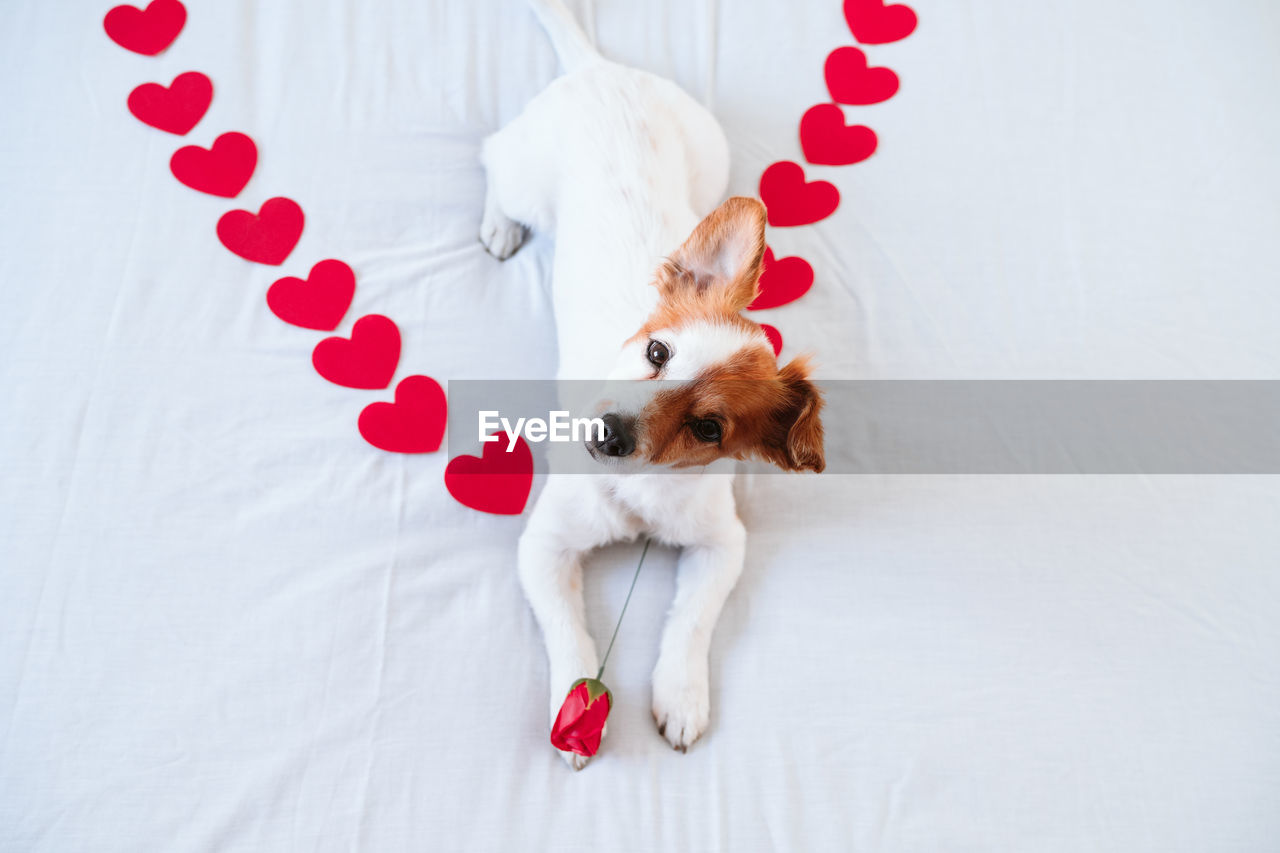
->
xmin=760 ymin=323 xmax=783 ymax=357
xmin=799 ymin=104 xmax=878 ymax=167
xmin=824 ymin=47 xmax=899 ymax=106
xmin=103 ymin=0 xmax=186 ymax=55
xmin=759 ymin=162 xmax=839 ymax=227
xmin=216 ymin=197 xmax=304 ymax=266
xmin=311 ymin=314 xmax=400 ymax=390
xmin=843 ymin=0 xmax=918 ymax=44
xmin=445 ymin=433 xmax=534 ymax=516
xmin=267 ymin=259 xmax=355 ymax=331
xmin=749 ymin=247 xmax=814 ymax=310
xmin=127 ymin=71 xmax=211 ymax=136
xmin=359 ymin=375 xmax=448 ymax=454
xmin=170 ymin=132 xmax=257 ymax=198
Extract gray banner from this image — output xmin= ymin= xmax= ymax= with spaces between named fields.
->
xmin=445 ymin=380 xmax=1280 ymax=474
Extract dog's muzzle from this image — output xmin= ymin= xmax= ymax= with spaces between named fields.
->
xmin=591 ymin=412 xmax=636 ymax=458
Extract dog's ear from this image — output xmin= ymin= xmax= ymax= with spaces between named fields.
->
xmin=761 ymin=355 xmax=825 ymax=473
xmin=660 ymin=196 xmax=766 ymax=312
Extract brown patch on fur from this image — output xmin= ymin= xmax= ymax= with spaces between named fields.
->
xmin=627 ymin=197 xmax=767 ymax=345
xmin=618 ymin=196 xmax=825 ymax=472
xmin=638 ymin=349 xmax=826 ymax=473
xmin=767 ymin=355 xmax=826 ymax=472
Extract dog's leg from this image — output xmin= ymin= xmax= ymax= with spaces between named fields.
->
xmin=651 ymin=517 xmax=747 ymax=752
xmin=518 ymin=528 xmax=601 ymax=770
xmin=479 ymin=180 xmax=528 ymax=260
xmin=478 ymin=98 xmax=560 ymax=261
xmin=478 ymin=134 xmax=530 ymax=260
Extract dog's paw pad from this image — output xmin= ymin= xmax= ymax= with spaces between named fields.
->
xmin=479 ymin=210 xmax=527 ymax=260
xmin=651 ymin=670 xmax=710 ymax=752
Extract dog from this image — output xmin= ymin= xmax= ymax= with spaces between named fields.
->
xmin=480 ymin=0 xmax=825 ymax=769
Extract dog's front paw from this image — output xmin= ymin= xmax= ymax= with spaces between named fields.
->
xmin=651 ymin=659 xmax=710 ymax=752
xmin=479 ymin=207 xmax=527 ymax=260
xmin=549 ymin=715 xmax=605 ymax=770
xmin=549 ymin=672 xmax=604 ymax=770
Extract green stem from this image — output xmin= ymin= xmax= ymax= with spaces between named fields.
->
xmin=596 ymin=538 xmax=651 ymax=680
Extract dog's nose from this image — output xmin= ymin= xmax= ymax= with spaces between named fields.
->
xmin=594 ymin=412 xmax=636 ymax=458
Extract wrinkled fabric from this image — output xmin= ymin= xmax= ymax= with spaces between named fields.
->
xmin=2 ymin=1 xmax=1280 ymax=851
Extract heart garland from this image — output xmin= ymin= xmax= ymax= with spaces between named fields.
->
xmin=445 ymin=433 xmax=535 ymax=516
xmin=759 ymin=162 xmax=840 ymax=227
xmin=359 ymin=376 xmax=449 ymax=454
xmin=216 ymin=197 xmax=305 ymax=265
xmin=267 ymin=259 xmax=355 ymax=331
xmin=105 ymin=0 xmax=916 ymax=516
xmin=127 ymin=71 xmax=211 ymax=135
xmin=105 ymin=1 xmax=512 ymax=513
xmin=824 ymin=47 xmax=900 ymax=106
xmin=751 ymin=0 xmax=918 ymax=352
xmin=799 ymin=104 xmax=876 ymax=166
xmin=104 ymin=0 xmax=186 ymax=55
xmin=170 ymin=132 xmax=257 ymax=198
xmin=750 ymin=248 xmax=815 ymax=311
xmin=311 ymin=314 xmax=401 ymax=390
xmin=843 ymin=0 xmax=917 ymax=45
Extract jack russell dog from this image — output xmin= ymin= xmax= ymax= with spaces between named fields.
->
xmin=480 ymin=0 xmax=825 ymax=769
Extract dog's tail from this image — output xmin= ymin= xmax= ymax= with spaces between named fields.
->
xmin=528 ymin=0 xmax=601 ymax=73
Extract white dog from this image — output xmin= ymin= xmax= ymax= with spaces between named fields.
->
xmin=481 ymin=0 xmax=825 ymax=769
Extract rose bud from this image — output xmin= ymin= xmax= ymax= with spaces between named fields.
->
xmin=550 ymin=677 xmax=612 ymax=756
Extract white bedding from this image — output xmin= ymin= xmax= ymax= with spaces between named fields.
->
xmin=3 ymin=1 xmax=1279 ymax=850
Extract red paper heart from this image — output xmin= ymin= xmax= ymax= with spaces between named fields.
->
xmin=761 ymin=324 xmax=783 ymax=357
xmin=825 ymin=47 xmax=899 ymax=106
xmin=127 ymin=71 xmax=212 ymax=136
xmin=103 ymin=0 xmax=186 ymax=55
xmin=311 ymin=314 xmax=400 ymax=390
xmin=759 ymin=162 xmax=839 ymax=227
xmin=216 ymin=197 xmax=304 ymax=266
xmin=267 ymin=259 xmax=355 ymax=331
xmin=445 ymin=433 xmax=534 ymax=516
xmin=799 ymin=104 xmax=878 ymax=167
xmin=170 ymin=132 xmax=257 ymax=198
xmin=843 ymin=0 xmax=918 ymax=44
xmin=750 ymin=247 xmax=814 ymax=310
xmin=359 ymin=375 xmax=448 ymax=454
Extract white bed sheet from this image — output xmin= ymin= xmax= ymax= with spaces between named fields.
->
xmin=3 ymin=1 xmax=1280 ymax=850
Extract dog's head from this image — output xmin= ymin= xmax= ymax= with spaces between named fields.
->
xmin=587 ymin=196 xmax=825 ymax=473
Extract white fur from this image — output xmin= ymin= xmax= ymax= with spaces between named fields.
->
xmin=482 ymin=0 xmax=746 ymax=767
xmin=641 ymin=321 xmax=769 ymax=383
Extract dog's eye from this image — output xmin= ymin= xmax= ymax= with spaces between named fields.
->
xmin=646 ymin=340 xmax=670 ymax=367
xmin=691 ymin=418 xmax=722 ymax=443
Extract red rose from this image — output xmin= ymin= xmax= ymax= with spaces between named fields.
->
xmin=550 ymin=677 xmax=612 ymax=756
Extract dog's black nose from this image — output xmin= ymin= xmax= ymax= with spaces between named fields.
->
xmin=594 ymin=412 xmax=636 ymax=458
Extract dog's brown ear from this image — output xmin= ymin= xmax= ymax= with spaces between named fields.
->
xmin=660 ymin=197 xmax=766 ymax=312
xmin=762 ymin=356 xmax=825 ymax=473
